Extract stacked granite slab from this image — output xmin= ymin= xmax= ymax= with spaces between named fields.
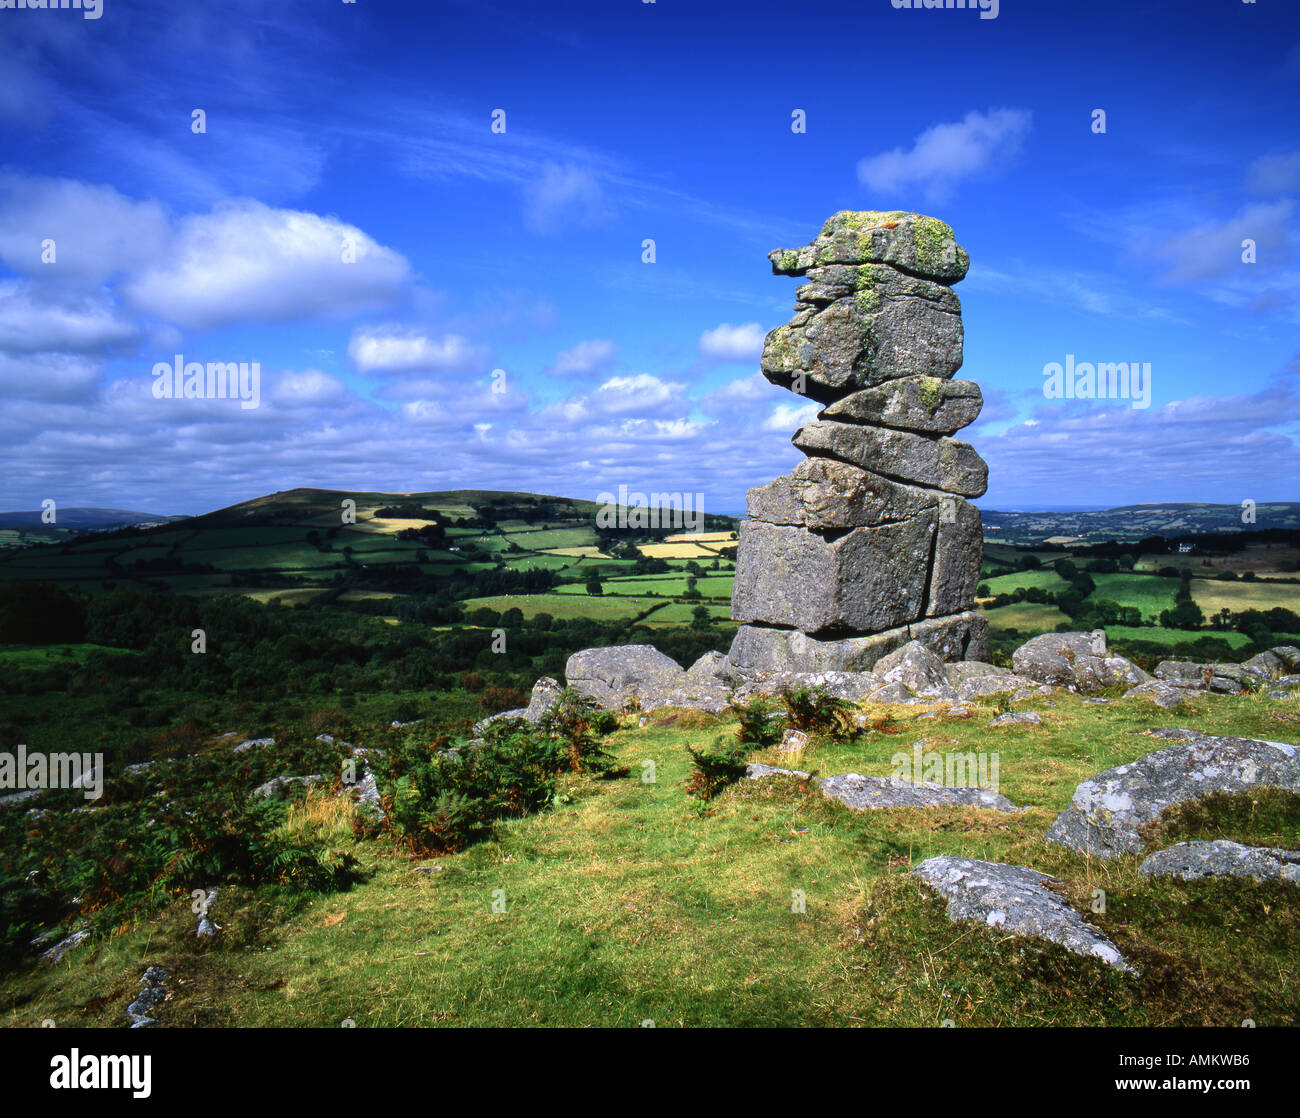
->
xmin=730 ymin=211 xmax=989 ymax=675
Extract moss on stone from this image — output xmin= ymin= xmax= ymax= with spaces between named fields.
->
xmin=917 ymin=376 xmax=944 ymax=416
xmin=912 ymin=216 xmax=954 ymax=275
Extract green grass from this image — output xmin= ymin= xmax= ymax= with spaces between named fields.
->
xmin=982 ymin=570 xmax=1070 ymax=595
xmin=982 ymin=601 xmax=1071 ymax=631
xmin=6 ymin=689 xmax=1298 ymax=1028
xmin=0 ymin=643 xmax=140 ymax=669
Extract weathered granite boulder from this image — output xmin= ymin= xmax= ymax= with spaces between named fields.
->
xmin=769 ymin=211 xmax=970 ymax=283
xmin=731 ymin=516 xmax=935 ymax=633
xmin=820 ymin=773 xmax=1017 ymax=812
xmin=1012 ymin=631 xmax=1149 ymax=693
xmin=1138 ymin=840 xmax=1300 ymax=886
xmin=988 ymin=711 xmax=1042 ymax=727
xmin=819 ymin=376 xmax=982 ymax=435
xmin=1045 ymin=730 xmax=1300 ymax=858
xmin=912 ymin=857 xmax=1132 ymax=972
xmin=793 ymin=421 xmax=988 ymax=497
xmin=761 ymin=266 xmax=963 ymax=399
xmin=744 ymin=765 xmax=1019 ymax=812
xmin=745 ymin=458 xmax=936 ymax=530
xmin=873 ymin=640 xmax=951 ymax=696
xmin=730 ymin=669 xmax=883 ymax=704
xmin=1123 ymin=680 xmax=1192 ymax=709
xmin=730 ymin=611 xmax=989 ymax=675
xmin=1155 ymin=660 xmax=1262 ymax=695
xmin=525 ymin=676 xmax=563 ymax=719
xmin=565 ymin=644 xmax=685 ymax=709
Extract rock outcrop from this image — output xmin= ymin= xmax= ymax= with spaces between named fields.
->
xmin=912 ymin=856 xmax=1133 ymax=972
xmin=1046 ymin=729 xmax=1300 ymax=858
xmin=729 ymin=211 xmax=988 ymax=676
xmin=1138 ymin=840 xmax=1300 ymax=886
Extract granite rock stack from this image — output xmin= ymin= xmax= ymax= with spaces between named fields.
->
xmin=729 ymin=211 xmax=990 ymax=675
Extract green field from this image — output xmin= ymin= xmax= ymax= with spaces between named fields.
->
xmin=983 ymin=601 xmax=1072 ymax=631
xmin=982 ymin=570 xmax=1071 ymax=595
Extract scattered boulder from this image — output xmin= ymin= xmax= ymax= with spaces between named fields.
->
xmin=565 ymin=644 xmax=689 ymax=710
xmin=987 ymin=711 xmax=1041 ymax=727
xmin=1123 ymin=680 xmax=1191 ymax=709
xmin=912 ymin=857 xmax=1132 ymax=972
xmin=251 ymin=774 xmax=324 ymax=798
xmin=127 ymin=965 xmax=169 ymax=1028
xmin=1012 ymin=631 xmax=1148 ymax=693
xmin=39 ymin=927 xmax=89 ymax=966
xmin=1045 ymin=730 xmax=1300 ymax=858
xmin=777 ymin=729 xmax=809 ymax=754
xmin=874 ymin=640 xmax=955 ymax=698
xmin=233 ymin=737 xmax=275 ymax=753
xmin=733 ymin=669 xmax=883 ymax=704
xmin=821 ymin=773 xmax=1018 ymax=813
xmin=1138 ymin=840 xmax=1300 ymax=886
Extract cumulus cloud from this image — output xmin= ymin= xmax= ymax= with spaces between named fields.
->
xmin=0 ymin=283 xmax=139 ymax=355
xmin=122 ymin=200 xmax=411 ymax=329
xmin=549 ymin=338 xmax=615 ymax=377
xmin=347 ymin=329 xmax=488 ymax=375
xmin=699 ymin=322 xmax=765 ymax=363
xmin=0 ymin=175 xmax=170 ymax=283
xmin=857 ymin=108 xmax=1032 ymax=202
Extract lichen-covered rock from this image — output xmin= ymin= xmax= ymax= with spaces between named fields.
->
xmin=1154 ymin=660 xmax=1258 ymax=695
xmin=1123 ymin=680 xmax=1192 ymax=709
xmin=745 ymin=458 xmax=936 ymax=530
xmin=760 ymin=268 xmax=963 ymax=400
xmin=731 ymin=516 xmax=935 ymax=633
xmin=874 ymin=640 xmax=951 ymax=695
xmin=821 ymin=773 xmax=1018 ymax=812
xmin=927 ymin=495 xmax=983 ymax=616
xmin=565 ymin=644 xmax=684 ymax=709
xmin=820 ymin=376 xmax=982 ymax=435
xmin=952 ymin=672 xmax=1039 ymax=700
xmin=1138 ymin=839 xmax=1300 ymax=886
xmin=730 ymin=669 xmax=883 ymax=704
xmin=1045 ymin=730 xmax=1300 ymax=858
xmin=988 ymin=711 xmax=1042 ymax=727
xmin=912 ymin=857 xmax=1132 ymax=972
xmin=769 ymin=211 xmax=970 ymax=283
xmin=233 ymin=737 xmax=275 ymax=753
xmin=1012 ymin=630 xmax=1149 ymax=693
xmin=729 ymin=611 xmax=989 ymax=675
xmin=793 ymin=421 xmax=988 ymax=497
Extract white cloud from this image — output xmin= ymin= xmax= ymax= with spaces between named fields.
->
xmin=123 ymin=200 xmax=411 ymax=329
xmin=0 ymin=175 xmax=170 ymax=283
xmin=699 ymin=322 xmax=764 ymax=363
xmin=762 ymin=401 xmax=818 ymax=431
xmin=347 ymin=329 xmax=488 ymax=375
xmin=0 ymin=283 xmax=140 ymax=354
xmin=271 ymin=369 xmax=348 ymax=406
xmin=1149 ymin=201 xmax=1294 ymax=284
xmin=550 ymin=338 xmax=615 ymax=377
xmin=857 ymin=108 xmax=1032 ymax=202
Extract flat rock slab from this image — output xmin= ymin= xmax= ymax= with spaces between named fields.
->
xmin=1138 ymin=839 xmax=1300 ymax=886
xmin=1045 ymin=730 xmax=1300 ymax=858
xmin=912 ymin=857 xmax=1132 ymax=973
xmin=745 ymin=766 xmax=1019 ymax=812
xmin=988 ymin=711 xmax=1042 ymax=727
xmin=729 ymin=611 xmax=989 ymax=675
xmin=820 ymin=376 xmax=982 ymax=435
xmin=770 ymin=211 xmax=970 ymax=283
xmin=794 ymin=421 xmax=987 ymax=498
xmin=820 ymin=773 xmax=1019 ymax=813
xmin=746 ymin=458 xmax=938 ymax=531
xmin=1124 ymin=680 xmax=1191 ymax=708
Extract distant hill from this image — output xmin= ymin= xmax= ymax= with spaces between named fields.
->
xmin=981 ymin=502 xmax=1300 ymax=545
xmin=0 ymin=507 xmax=183 ymax=530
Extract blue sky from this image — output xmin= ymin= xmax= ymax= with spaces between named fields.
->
xmin=1 ymin=0 xmax=1297 ymax=517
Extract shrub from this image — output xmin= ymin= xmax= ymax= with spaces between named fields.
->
xmin=539 ymin=687 xmax=617 ymax=774
xmin=685 ymin=738 xmax=750 ymax=800
xmin=731 ymin=697 xmax=782 ymax=748
xmin=782 ymin=685 xmax=859 ymax=740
